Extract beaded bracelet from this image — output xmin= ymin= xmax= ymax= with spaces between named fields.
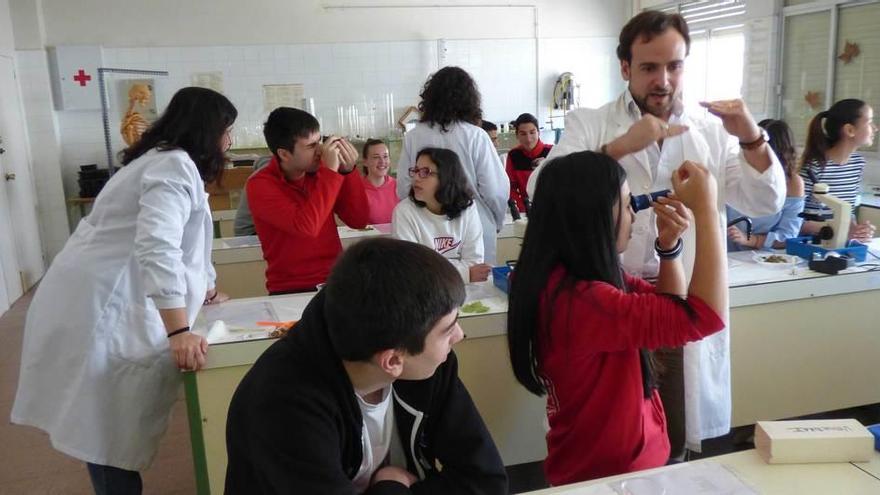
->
xmin=655 ymin=238 xmax=683 ymax=260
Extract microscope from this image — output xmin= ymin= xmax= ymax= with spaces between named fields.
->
xmin=807 ymin=183 xmax=850 ymax=250
xmin=786 ymin=182 xmax=867 ymax=272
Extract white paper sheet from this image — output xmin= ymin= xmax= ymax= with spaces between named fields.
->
xmin=606 ymin=462 xmax=758 ymax=495
xmin=219 ymin=235 xmax=261 ymax=248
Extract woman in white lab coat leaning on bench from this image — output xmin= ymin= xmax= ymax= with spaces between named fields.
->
xmin=11 ymin=87 xmax=236 ymax=495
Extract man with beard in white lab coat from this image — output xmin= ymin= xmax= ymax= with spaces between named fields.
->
xmin=527 ymin=10 xmax=786 ymax=459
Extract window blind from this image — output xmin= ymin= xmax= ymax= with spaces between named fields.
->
xmin=648 ymin=0 xmax=746 ymax=27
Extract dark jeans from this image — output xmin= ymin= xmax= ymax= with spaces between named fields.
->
xmin=655 ymin=346 xmax=686 ymax=460
xmin=87 ymin=463 xmax=142 ymax=495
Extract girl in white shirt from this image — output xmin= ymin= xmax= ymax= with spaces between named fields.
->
xmin=393 ymin=147 xmax=491 ymax=283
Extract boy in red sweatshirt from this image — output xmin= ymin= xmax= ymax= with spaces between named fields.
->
xmin=248 ymin=107 xmax=369 ymax=294
xmin=506 ymin=113 xmax=552 ymax=212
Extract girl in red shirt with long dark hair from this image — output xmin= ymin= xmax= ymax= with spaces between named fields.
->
xmin=507 ymin=151 xmax=727 ymax=485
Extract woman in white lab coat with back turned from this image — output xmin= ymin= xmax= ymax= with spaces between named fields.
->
xmin=11 ymin=87 xmax=236 ymax=494
xmin=396 ymin=66 xmax=509 ymax=264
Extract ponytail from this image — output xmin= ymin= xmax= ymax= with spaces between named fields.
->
xmin=799 ymin=111 xmax=830 ymax=173
xmin=799 ymin=98 xmax=867 ymax=174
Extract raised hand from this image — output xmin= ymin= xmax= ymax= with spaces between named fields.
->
xmin=699 ymin=99 xmax=761 ymax=143
xmin=336 ymin=138 xmax=360 ymax=172
xmin=614 ymin=114 xmax=689 ymax=156
xmin=319 ymin=135 xmax=343 ymax=172
xmin=671 ymin=160 xmax=717 ymax=215
xmin=653 ymin=196 xmax=691 ymax=250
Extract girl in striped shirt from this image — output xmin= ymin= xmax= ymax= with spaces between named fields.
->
xmin=799 ymin=98 xmax=877 ymax=242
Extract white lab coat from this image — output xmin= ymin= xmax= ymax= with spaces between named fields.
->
xmin=396 ymin=121 xmax=509 ymax=264
xmin=528 ymin=91 xmax=786 ymax=449
xmin=11 ymin=149 xmax=216 ymax=471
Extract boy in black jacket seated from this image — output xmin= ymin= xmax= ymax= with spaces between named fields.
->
xmin=225 ymin=238 xmax=508 ymax=494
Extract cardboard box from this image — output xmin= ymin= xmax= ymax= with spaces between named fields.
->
xmin=754 ymin=419 xmax=873 ymax=464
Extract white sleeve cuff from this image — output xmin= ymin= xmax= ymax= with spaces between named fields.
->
xmin=150 ymin=294 xmax=187 ymax=309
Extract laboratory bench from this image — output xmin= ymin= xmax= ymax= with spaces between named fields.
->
xmin=211 ymin=215 xmax=524 ymax=299
xmin=211 ymin=209 xmax=236 ymax=238
xmin=185 ymin=239 xmax=880 ymax=494
xmin=524 ymin=449 xmax=880 ymax=494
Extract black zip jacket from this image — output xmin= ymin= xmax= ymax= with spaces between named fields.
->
xmin=225 ymin=291 xmax=508 ymax=494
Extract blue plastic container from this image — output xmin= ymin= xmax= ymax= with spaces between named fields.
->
xmin=868 ymin=424 xmax=880 ymax=452
xmin=492 ymin=266 xmax=512 ymax=294
xmin=785 ymin=236 xmax=867 ymax=262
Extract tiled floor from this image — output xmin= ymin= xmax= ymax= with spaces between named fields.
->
xmin=0 ymin=292 xmax=196 ymax=494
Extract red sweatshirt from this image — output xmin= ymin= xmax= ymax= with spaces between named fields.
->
xmin=506 ymin=140 xmax=552 ymax=212
xmin=247 ymin=157 xmax=369 ymax=293
xmin=361 ymin=174 xmax=398 ymax=225
xmin=539 ymin=266 xmax=724 ymax=485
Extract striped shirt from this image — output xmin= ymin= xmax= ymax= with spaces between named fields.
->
xmin=800 ymin=153 xmax=865 ymax=218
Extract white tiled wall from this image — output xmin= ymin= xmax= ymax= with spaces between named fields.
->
xmin=51 ymin=40 xmax=535 ymax=196
xmin=40 ymin=37 xmax=621 ymax=206
xmin=445 ymin=38 xmax=538 ymax=124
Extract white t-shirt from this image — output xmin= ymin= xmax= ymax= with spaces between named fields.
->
xmin=351 ymin=386 xmax=404 ymax=493
xmin=392 ymin=198 xmax=485 ymax=282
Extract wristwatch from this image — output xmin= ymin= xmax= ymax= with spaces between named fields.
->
xmin=739 ymin=128 xmax=769 ymax=151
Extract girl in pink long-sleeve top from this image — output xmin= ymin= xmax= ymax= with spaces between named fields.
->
xmin=360 ymin=139 xmax=398 ymax=225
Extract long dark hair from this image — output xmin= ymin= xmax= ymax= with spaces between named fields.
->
xmin=508 ymin=151 xmax=627 ymax=396
xmin=758 ymin=119 xmax=797 ymax=178
xmin=410 ymin=148 xmax=474 ymax=220
xmin=121 ymin=87 xmax=237 ymax=184
xmin=800 ymin=98 xmax=866 ymax=173
xmin=418 ymin=66 xmax=483 ymax=132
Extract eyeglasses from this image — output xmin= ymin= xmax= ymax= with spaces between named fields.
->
xmin=408 ymin=167 xmax=438 ymax=179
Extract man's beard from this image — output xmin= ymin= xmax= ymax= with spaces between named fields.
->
xmin=632 ymin=88 xmax=681 ymax=118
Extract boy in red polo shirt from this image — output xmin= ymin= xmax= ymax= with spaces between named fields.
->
xmin=247 ymin=107 xmax=369 ymax=294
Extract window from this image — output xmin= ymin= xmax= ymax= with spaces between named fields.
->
xmin=678 ymin=0 xmax=746 ymax=26
xmin=648 ymin=1 xmax=747 ymax=105
xmin=780 ymin=0 xmax=880 ymax=153
xmin=684 ymin=25 xmax=746 ymax=105
xmin=780 ymin=11 xmax=831 ymax=149
xmin=833 ymin=2 xmax=880 ymax=152
xmin=649 ymin=0 xmax=746 ymax=27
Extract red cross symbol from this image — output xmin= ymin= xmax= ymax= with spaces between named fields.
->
xmin=73 ymin=69 xmax=92 ymax=87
